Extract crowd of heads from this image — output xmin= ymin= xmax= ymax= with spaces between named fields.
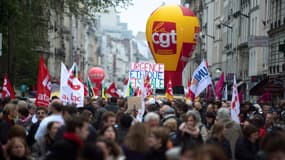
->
xmin=0 ymin=96 xmax=285 ymax=160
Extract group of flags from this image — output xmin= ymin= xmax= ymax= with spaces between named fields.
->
xmin=1 ymin=57 xmax=274 ymax=124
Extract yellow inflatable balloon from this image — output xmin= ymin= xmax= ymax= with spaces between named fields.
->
xmin=146 ymin=5 xmax=199 ymax=86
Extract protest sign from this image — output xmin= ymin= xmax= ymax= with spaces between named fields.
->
xmin=129 ymin=62 xmax=164 ymax=89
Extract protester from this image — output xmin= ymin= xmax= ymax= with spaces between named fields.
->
xmin=192 ymin=144 xmax=228 ymax=160
xmin=235 ymin=124 xmax=259 ymax=160
xmin=122 ymin=123 xmax=150 ymax=160
xmin=144 ymin=112 xmax=160 ymax=128
xmin=101 ymin=111 xmax=117 ymax=128
xmin=260 ymin=130 xmax=285 ymax=160
xmin=96 ymin=137 xmax=124 ymax=160
xmin=31 ymin=121 xmax=61 ymax=160
xmin=80 ymin=143 xmax=105 ymax=160
xmin=5 ymin=137 xmax=34 ymax=160
xmin=1 ymin=103 xmax=17 ymax=144
xmin=146 ymin=127 xmax=169 ymax=160
xmin=105 ymin=97 xmax=119 ymax=113
xmin=216 ymin=107 xmax=242 ymax=159
xmin=45 ymin=116 xmax=90 ymax=160
xmin=98 ymin=125 xmax=117 ymax=141
xmin=163 ymin=118 xmax=178 ymax=146
xmin=117 ymin=113 xmax=133 ymax=144
xmin=34 ymin=100 xmax=64 ymax=141
xmin=178 ymin=110 xmax=207 ymax=146
xmin=27 ymin=107 xmax=47 ymax=146
xmin=206 ymin=122 xmax=232 ymax=159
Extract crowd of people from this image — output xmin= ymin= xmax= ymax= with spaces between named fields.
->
xmin=0 ymin=96 xmax=285 ymax=160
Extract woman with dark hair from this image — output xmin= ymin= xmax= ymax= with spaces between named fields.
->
xmin=193 ymin=144 xmax=228 ymax=160
xmin=98 ymin=125 xmax=117 ymax=142
xmin=235 ymin=124 xmax=259 ymax=160
xmin=146 ymin=127 xmax=170 ymax=160
xmin=207 ymin=122 xmax=232 ymax=159
xmin=80 ymin=143 xmax=105 ymax=160
xmin=96 ymin=137 xmax=124 ymax=160
xmin=31 ymin=121 xmax=61 ymax=160
xmin=122 ymin=123 xmax=150 ymax=160
xmin=5 ymin=137 xmax=34 ymax=160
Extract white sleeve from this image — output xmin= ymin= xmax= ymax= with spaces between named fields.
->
xmin=34 ymin=119 xmax=47 ymax=141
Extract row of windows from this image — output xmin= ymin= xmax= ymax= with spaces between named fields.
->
xmin=269 ymin=64 xmax=285 ymax=74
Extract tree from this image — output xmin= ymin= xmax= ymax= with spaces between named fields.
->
xmin=0 ymin=0 xmax=133 ymax=88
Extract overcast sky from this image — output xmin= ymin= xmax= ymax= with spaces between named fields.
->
xmin=118 ymin=0 xmax=181 ymax=35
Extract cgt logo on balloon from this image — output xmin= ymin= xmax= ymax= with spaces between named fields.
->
xmin=151 ymin=21 xmax=176 ymax=55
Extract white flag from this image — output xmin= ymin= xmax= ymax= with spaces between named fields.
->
xmin=190 ymin=60 xmax=212 ymax=97
xmin=222 ymin=84 xmax=228 ymax=101
xmin=136 ymin=77 xmax=146 ymax=122
xmin=231 ymin=75 xmax=240 ymax=123
xmin=60 ymin=63 xmax=84 ymax=107
xmin=60 ymin=63 xmax=71 ymax=104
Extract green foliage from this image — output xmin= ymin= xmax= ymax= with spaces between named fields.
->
xmin=0 ymin=0 xmax=132 ymax=87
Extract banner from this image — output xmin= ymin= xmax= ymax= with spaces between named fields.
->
xmin=190 ymin=60 xmax=212 ymax=97
xmin=1 ymin=74 xmax=15 ymax=99
xmin=60 ymin=63 xmax=84 ymax=107
xmin=129 ymin=62 xmax=164 ymax=89
xmin=35 ymin=56 xmax=51 ymax=106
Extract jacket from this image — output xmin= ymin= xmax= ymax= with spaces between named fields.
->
xmin=45 ymin=132 xmax=83 ymax=160
xmin=207 ymin=137 xmax=232 ymax=159
xmin=235 ymin=137 xmax=259 ymax=160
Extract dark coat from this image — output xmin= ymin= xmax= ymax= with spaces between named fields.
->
xmin=235 ymin=137 xmax=259 ymax=160
xmin=117 ymin=127 xmax=129 ymax=145
xmin=207 ymin=137 xmax=232 ymax=159
xmin=105 ymin=103 xmax=118 ymax=113
xmin=122 ymin=145 xmax=147 ymax=160
xmin=0 ymin=116 xmax=15 ymax=144
xmin=54 ymin=125 xmax=96 ymax=143
xmin=27 ymin=121 xmax=40 ymax=147
xmin=31 ymin=135 xmax=54 ymax=160
xmin=146 ymin=146 xmax=167 ymax=160
xmin=45 ymin=132 xmax=83 ymax=160
xmin=178 ymin=128 xmax=203 ymax=146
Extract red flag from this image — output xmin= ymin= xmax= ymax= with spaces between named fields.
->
xmin=257 ymin=90 xmax=270 ymax=104
xmin=84 ymin=83 xmax=88 ymax=96
xmin=165 ymin=80 xmax=173 ymax=101
xmin=186 ymin=79 xmax=194 ymax=101
xmin=106 ymin=82 xmax=119 ymax=97
xmin=238 ymin=90 xmax=243 ymax=104
xmin=206 ymin=85 xmax=212 ymax=101
xmin=35 ymin=56 xmax=51 ymax=106
xmin=2 ymin=74 xmax=15 ymax=99
xmin=144 ymin=75 xmax=152 ymax=97
xmin=123 ymin=77 xmax=129 ymax=85
xmin=214 ymin=72 xmax=224 ymax=100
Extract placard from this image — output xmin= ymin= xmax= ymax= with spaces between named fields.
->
xmin=127 ymin=96 xmax=142 ymax=113
xmin=129 ymin=62 xmax=164 ymax=89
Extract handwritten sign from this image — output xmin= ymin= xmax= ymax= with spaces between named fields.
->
xmin=129 ymin=62 xmax=164 ymax=89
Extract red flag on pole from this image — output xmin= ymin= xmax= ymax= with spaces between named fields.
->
xmin=214 ymin=72 xmax=224 ymax=100
xmin=206 ymin=85 xmax=212 ymax=101
xmin=2 ymin=74 xmax=15 ymax=99
xmin=238 ymin=90 xmax=243 ymax=104
xmin=165 ymin=80 xmax=173 ymax=101
xmin=186 ymin=78 xmax=195 ymax=101
xmin=144 ymin=75 xmax=152 ymax=98
xmin=106 ymin=82 xmax=119 ymax=97
xmin=35 ymin=56 xmax=51 ymax=106
xmin=257 ymin=90 xmax=270 ymax=104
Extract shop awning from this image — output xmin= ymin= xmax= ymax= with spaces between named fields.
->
xmin=250 ymin=77 xmax=284 ymax=96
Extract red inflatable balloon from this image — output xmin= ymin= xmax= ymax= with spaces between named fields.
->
xmin=88 ymin=67 xmax=105 ymax=83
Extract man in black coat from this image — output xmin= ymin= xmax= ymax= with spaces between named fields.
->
xmin=105 ymin=97 xmax=119 ymax=113
xmin=45 ymin=116 xmax=90 ymax=160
